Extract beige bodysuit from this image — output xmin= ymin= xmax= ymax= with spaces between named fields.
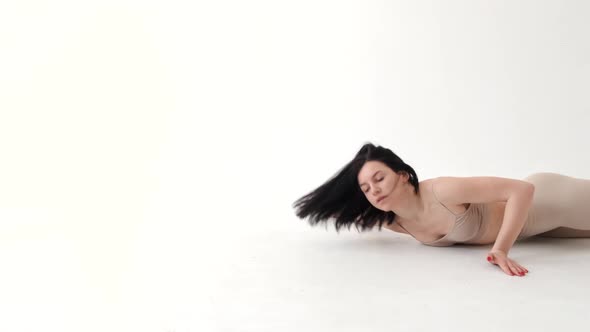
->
xmin=396 ymin=172 xmax=590 ymax=247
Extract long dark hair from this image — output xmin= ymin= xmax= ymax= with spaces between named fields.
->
xmin=292 ymin=142 xmax=420 ymax=232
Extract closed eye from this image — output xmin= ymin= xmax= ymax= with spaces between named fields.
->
xmin=362 ymin=178 xmax=383 ymax=193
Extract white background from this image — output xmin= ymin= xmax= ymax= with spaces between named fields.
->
xmin=0 ymin=1 xmax=589 ymax=331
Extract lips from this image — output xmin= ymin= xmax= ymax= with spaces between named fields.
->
xmin=377 ymin=195 xmax=388 ymax=203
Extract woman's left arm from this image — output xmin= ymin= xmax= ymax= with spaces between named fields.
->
xmin=491 ymin=186 xmax=535 ymax=254
xmin=432 ymin=176 xmax=535 ymax=276
xmin=486 ymin=187 xmax=534 ymax=276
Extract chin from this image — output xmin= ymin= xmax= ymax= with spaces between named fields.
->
xmin=376 ymin=203 xmax=388 ymax=210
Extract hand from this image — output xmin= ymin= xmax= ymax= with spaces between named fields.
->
xmin=486 ymin=250 xmax=529 ymax=277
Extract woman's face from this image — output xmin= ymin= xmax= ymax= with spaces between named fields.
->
xmin=357 ymin=160 xmax=406 ymax=209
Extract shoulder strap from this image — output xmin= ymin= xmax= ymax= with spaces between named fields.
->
xmin=431 ymin=181 xmax=460 ymax=217
xmin=395 ymin=181 xmax=460 ymax=240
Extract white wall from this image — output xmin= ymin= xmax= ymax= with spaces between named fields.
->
xmin=0 ymin=1 xmax=588 ymax=331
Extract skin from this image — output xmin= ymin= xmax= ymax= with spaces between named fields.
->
xmin=357 ymin=160 xmax=530 ymax=277
xmin=357 ymin=160 xmax=425 ymax=221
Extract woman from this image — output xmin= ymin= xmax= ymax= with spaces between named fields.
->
xmin=292 ymin=143 xmax=590 ymax=277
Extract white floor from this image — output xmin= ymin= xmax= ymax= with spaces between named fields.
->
xmin=189 ymin=225 xmax=590 ymax=332
xmin=3 ymin=206 xmax=588 ymax=332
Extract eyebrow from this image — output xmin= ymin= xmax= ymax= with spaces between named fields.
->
xmin=359 ymin=170 xmax=382 ymax=187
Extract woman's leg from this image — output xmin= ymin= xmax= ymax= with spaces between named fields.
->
xmin=521 ymin=172 xmax=590 ymax=239
xmin=538 ymin=227 xmax=590 ymax=238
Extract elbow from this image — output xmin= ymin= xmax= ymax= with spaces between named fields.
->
xmin=526 ymin=183 xmax=535 ymax=194
xmin=522 ymin=183 xmax=535 ymax=199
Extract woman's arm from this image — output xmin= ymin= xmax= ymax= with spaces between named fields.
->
xmin=433 ymin=176 xmax=535 ymax=253
xmin=433 ymin=176 xmax=534 ymax=276
xmin=491 ymin=187 xmax=534 ymax=253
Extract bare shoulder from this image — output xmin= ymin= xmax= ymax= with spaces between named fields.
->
xmin=422 ymin=177 xmax=471 ymax=214
xmin=430 ymin=175 xmax=534 ymax=205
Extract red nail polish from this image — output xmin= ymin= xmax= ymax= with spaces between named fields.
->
xmin=487 ymin=256 xmax=492 ymax=261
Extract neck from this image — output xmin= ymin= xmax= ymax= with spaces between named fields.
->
xmin=391 ymin=183 xmax=425 ymax=222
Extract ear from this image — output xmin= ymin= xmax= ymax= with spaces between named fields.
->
xmin=402 ymin=171 xmax=410 ymax=181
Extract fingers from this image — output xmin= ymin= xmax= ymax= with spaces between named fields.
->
xmin=502 ymin=264 xmax=514 ymax=276
xmin=509 ymin=265 xmax=523 ymax=276
xmin=507 ymin=261 xmax=529 ymax=276
xmin=487 ymin=254 xmax=529 ymax=276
